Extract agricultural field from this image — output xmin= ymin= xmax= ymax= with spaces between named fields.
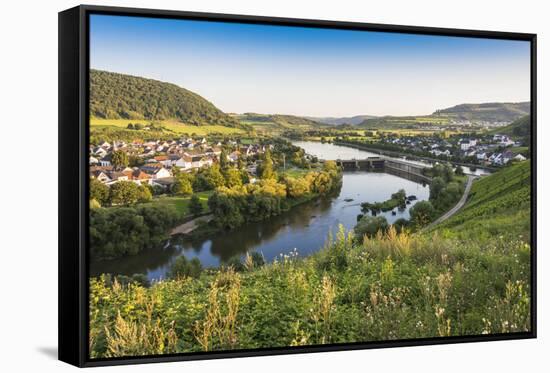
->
xmin=91 ymin=118 xmax=246 ymax=136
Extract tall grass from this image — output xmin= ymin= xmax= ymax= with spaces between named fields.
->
xmin=90 ymin=224 xmax=530 ymax=357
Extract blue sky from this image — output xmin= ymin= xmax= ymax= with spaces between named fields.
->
xmin=90 ymin=14 xmax=530 ymax=117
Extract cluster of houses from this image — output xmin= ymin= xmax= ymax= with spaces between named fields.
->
xmin=382 ymin=133 xmax=527 ymax=166
xmin=89 ymin=137 xmax=269 ymax=188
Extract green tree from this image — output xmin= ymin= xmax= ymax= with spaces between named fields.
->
xmin=354 ymin=215 xmax=389 ymax=240
xmin=285 ymin=177 xmax=310 ymax=198
xmin=224 ymin=168 xmax=243 ymax=188
xmin=260 ymin=149 xmax=276 ymax=180
xmin=137 ymin=184 xmax=153 ymax=203
xmin=409 ymin=200 xmax=435 ymax=226
xmin=197 ymin=165 xmax=225 ymax=190
xmin=455 ymin=166 xmax=465 ymax=176
xmin=219 ymin=148 xmax=230 ymax=172
xmin=109 ymin=181 xmax=140 ymax=205
xmin=172 ymin=174 xmax=193 ymax=196
xmin=430 ymin=177 xmax=446 ymax=201
xmin=111 ymin=150 xmax=129 ymax=170
xmin=168 ymin=256 xmax=202 ymax=279
xmin=90 ymin=178 xmax=109 ymax=206
xmin=189 ymin=194 xmax=203 ymax=216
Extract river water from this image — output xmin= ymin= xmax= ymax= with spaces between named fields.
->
xmin=90 ymin=141 xmax=431 ymax=281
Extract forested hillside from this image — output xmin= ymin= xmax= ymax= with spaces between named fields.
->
xmin=90 ymin=70 xmax=238 ymax=127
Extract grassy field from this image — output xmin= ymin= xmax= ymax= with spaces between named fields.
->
xmin=91 ymin=118 xmax=245 ymax=136
xmin=139 ymin=191 xmax=213 ymax=218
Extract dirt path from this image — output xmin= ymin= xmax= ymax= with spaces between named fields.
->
xmin=170 ymin=214 xmax=213 ymax=236
xmin=424 ymin=175 xmax=476 ymax=230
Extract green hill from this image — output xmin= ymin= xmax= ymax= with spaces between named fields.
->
xmin=433 ymin=102 xmax=530 ymax=123
xmin=90 ymin=70 xmax=238 ymax=127
xmin=434 ymin=160 xmax=531 ymax=240
xmin=237 ymin=113 xmax=328 ymax=135
xmin=489 ymin=115 xmax=531 ymax=142
xmin=306 ymin=115 xmax=378 ymax=126
xmin=355 ymin=102 xmax=530 ymax=129
xmin=358 ymin=115 xmax=452 ymax=129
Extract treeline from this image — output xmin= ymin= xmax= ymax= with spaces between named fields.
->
xmin=90 ymin=70 xmax=238 ymax=127
xmin=335 ymin=139 xmax=483 ymax=166
xmin=90 ymin=204 xmax=179 ymax=260
xmin=90 ymin=179 xmax=152 ymax=207
xmin=208 ymin=161 xmax=342 ymax=230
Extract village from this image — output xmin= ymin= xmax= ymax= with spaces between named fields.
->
xmin=376 ymin=132 xmax=528 ymax=166
xmin=89 ymin=137 xmax=270 ymax=189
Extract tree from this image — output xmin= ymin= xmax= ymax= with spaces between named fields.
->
xmin=393 ymin=218 xmax=409 ymax=233
xmin=90 ymin=178 xmax=109 ymax=206
xmin=455 ymin=166 xmax=465 ymax=176
xmin=126 ymin=123 xmax=134 ymax=130
xmin=208 ymin=192 xmax=244 ymax=229
xmin=137 ymin=184 xmax=153 ymax=203
xmin=409 ymin=200 xmax=435 ymax=226
xmin=219 ymin=148 xmax=230 ymax=172
xmin=168 ymin=256 xmax=202 ymax=279
xmin=172 ymin=174 xmax=193 ymax=196
xmin=198 ymin=165 xmax=225 ymax=190
xmin=111 ymin=150 xmax=129 ymax=170
xmin=260 ymin=149 xmax=276 ymax=180
xmin=189 ymin=194 xmax=203 ymax=216
xmin=109 ymin=181 xmax=140 ymax=205
xmin=285 ymin=177 xmax=310 ymax=198
xmin=224 ymin=168 xmax=243 ymax=188
xmin=430 ymin=177 xmax=446 ymax=201
xmin=354 ymin=215 xmax=389 ymax=240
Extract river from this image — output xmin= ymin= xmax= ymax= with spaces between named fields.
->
xmin=292 ymin=141 xmax=491 ymax=176
xmin=90 ymin=141 xmax=431 ymax=281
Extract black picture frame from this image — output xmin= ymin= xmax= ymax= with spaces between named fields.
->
xmin=59 ymin=4 xmax=537 ymax=367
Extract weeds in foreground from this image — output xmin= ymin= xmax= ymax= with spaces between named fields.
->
xmin=194 ymin=269 xmax=241 ymax=351
xmin=89 ymin=227 xmax=531 ymax=357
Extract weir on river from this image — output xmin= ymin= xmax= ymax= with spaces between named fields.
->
xmin=334 ymin=156 xmax=432 ymax=183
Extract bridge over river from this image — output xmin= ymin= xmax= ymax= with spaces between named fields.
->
xmin=334 ymin=156 xmax=432 ymax=183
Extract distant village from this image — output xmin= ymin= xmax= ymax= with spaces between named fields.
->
xmin=379 ymin=132 xmax=527 ymax=166
xmin=90 ymin=137 xmax=269 ymax=189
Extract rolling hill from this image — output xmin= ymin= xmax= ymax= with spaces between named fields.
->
xmin=236 ymin=113 xmax=329 ymax=135
xmin=433 ymin=102 xmax=530 ymax=123
xmin=90 ymin=70 xmax=239 ymax=127
xmin=305 ymin=115 xmax=378 ymax=126
xmin=355 ymin=102 xmax=530 ymax=129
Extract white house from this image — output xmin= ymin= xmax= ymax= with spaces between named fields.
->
xmin=175 ymin=155 xmax=193 ymax=170
xmin=476 ymin=152 xmax=487 ymax=161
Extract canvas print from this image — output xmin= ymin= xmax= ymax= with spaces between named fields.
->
xmin=88 ymin=14 xmax=532 ymax=359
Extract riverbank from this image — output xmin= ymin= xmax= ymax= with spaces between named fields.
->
xmin=332 ymin=140 xmax=498 ymax=171
xmin=183 ymin=188 xmax=334 ymax=240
